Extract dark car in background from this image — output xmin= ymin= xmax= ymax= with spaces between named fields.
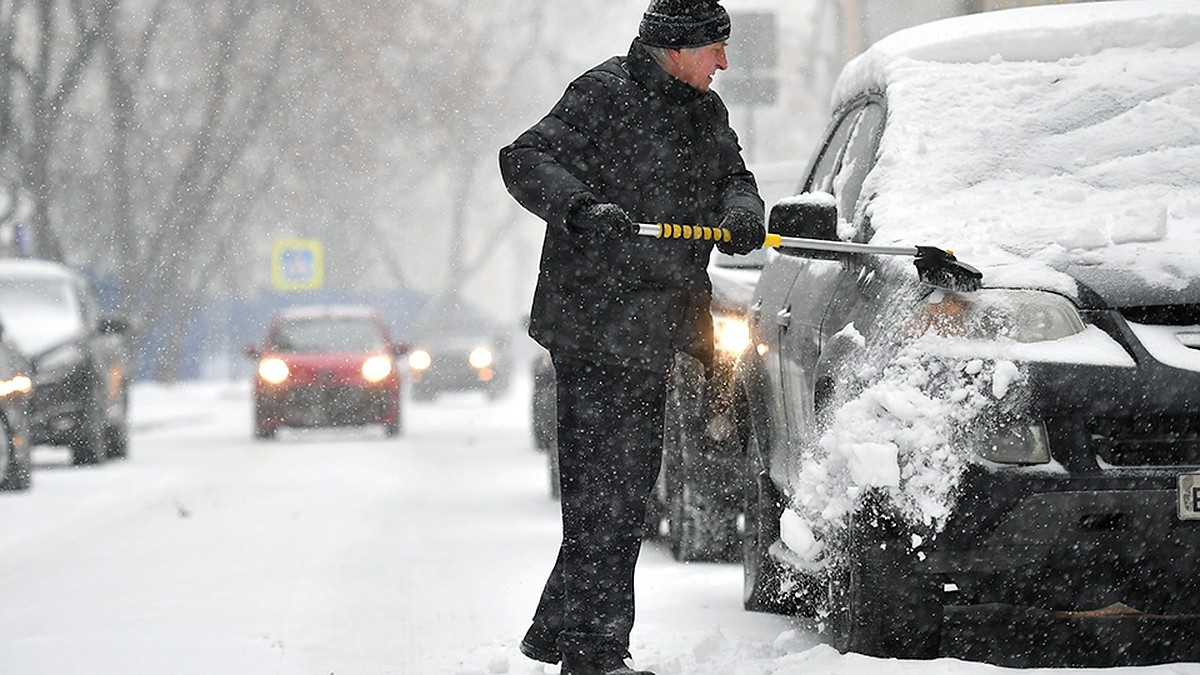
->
xmin=738 ymin=2 xmax=1200 ymax=664
xmin=406 ymin=316 xmax=510 ymax=401
xmin=0 ymin=260 xmax=130 ymax=466
xmin=247 ymin=305 xmax=406 ymax=439
xmin=0 ymin=325 xmax=33 ymax=491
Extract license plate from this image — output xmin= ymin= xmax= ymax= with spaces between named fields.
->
xmin=1179 ymin=474 xmax=1200 ymax=520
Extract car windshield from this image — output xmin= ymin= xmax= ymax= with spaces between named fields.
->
xmin=269 ymin=317 xmax=386 ymax=353
xmin=0 ymin=277 xmax=84 ymax=354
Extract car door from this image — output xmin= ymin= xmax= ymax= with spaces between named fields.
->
xmin=752 ymin=105 xmax=865 ymax=476
xmin=776 ymin=99 xmax=886 ymax=473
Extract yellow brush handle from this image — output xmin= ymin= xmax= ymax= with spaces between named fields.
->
xmin=639 ymin=223 xmax=777 ymax=248
xmin=650 ymin=223 xmax=732 ymax=243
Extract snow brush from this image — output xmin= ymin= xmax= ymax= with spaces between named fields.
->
xmin=636 ymin=222 xmax=983 ymax=293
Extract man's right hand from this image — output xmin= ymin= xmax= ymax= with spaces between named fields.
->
xmin=569 ymin=201 xmax=636 ymax=239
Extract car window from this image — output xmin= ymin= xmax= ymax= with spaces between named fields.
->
xmin=0 ymin=277 xmax=86 ymax=354
xmin=833 ymin=102 xmax=885 ymax=240
xmin=270 ymin=318 xmax=387 ymax=353
xmin=805 ymin=107 xmax=864 ymax=196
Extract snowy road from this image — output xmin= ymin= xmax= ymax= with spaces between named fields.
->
xmin=0 ymin=379 xmax=1195 ymax=675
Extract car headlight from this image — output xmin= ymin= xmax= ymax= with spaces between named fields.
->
xmin=36 ymin=343 xmax=86 ymax=375
xmin=0 ymin=374 xmax=32 ymax=398
xmin=257 ymin=357 xmax=290 ymax=385
xmin=714 ymin=315 xmax=751 ymax=355
xmin=908 ymin=289 xmax=1084 ymax=343
xmin=361 ymin=355 xmax=393 ymax=383
xmin=469 ymin=347 xmax=493 ymax=369
xmin=408 ymin=349 xmax=432 ymax=371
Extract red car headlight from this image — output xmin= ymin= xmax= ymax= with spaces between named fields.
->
xmin=258 ymin=357 xmax=290 ymax=385
xmin=361 ymin=355 xmax=393 ymax=383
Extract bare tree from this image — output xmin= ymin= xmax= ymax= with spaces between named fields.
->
xmin=2 ymin=0 xmax=116 ymax=261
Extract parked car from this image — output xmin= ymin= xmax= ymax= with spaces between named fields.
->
xmin=247 ymin=305 xmax=406 ymax=439
xmin=406 ymin=316 xmax=510 ymax=401
xmin=738 ymin=2 xmax=1200 ymax=663
xmin=0 ymin=260 xmax=130 ymax=466
xmin=0 ymin=323 xmax=33 ymax=491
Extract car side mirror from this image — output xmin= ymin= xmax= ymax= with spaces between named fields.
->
xmin=768 ymin=193 xmax=839 ymax=259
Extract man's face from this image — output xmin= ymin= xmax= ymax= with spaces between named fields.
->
xmin=672 ymin=41 xmax=728 ymax=92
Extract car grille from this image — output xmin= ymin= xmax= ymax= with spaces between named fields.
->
xmin=1091 ymin=415 xmax=1200 ymax=466
xmin=280 ymin=386 xmax=388 ymax=424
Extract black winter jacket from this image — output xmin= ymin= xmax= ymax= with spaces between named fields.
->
xmin=499 ymin=39 xmax=763 ymax=373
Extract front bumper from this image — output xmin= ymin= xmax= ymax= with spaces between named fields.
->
xmin=410 ymin=360 xmax=501 ymax=393
xmin=28 ymin=377 xmax=89 ymax=446
xmin=922 ymin=472 xmax=1200 ymax=615
xmin=256 ymin=384 xmax=397 ymax=428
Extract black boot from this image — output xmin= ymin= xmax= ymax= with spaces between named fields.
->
xmin=518 ymin=636 xmax=559 ymax=665
xmin=560 ymin=652 xmax=655 ymax=675
xmin=519 ymin=624 xmax=560 ymax=664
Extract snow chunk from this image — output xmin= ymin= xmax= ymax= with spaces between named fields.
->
xmin=991 ymin=360 xmax=1019 ymax=398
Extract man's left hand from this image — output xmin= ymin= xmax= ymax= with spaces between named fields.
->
xmin=717 ymin=208 xmax=764 ymax=256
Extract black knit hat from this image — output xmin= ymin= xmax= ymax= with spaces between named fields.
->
xmin=639 ymin=0 xmax=731 ymax=49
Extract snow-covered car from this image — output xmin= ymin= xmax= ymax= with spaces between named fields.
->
xmin=0 ymin=324 xmax=33 ymax=491
xmin=738 ymin=1 xmax=1200 ymax=663
xmin=247 ymin=305 xmax=406 ymax=439
xmin=0 ymin=260 xmax=130 ymax=465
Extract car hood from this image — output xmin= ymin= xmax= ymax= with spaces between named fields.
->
xmin=271 ymin=352 xmax=381 ymax=369
xmin=710 ymin=265 xmax=762 ymax=315
xmin=1059 ymin=261 xmax=1200 ymax=309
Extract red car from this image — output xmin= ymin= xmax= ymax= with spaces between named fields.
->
xmin=246 ymin=306 xmax=406 ymax=439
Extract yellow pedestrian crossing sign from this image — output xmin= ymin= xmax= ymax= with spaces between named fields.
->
xmin=272 ymin=239 xmax=325 ymax=291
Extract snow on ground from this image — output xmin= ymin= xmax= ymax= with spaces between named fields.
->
xmin=0 ymin=377 xmax=1196 ymax=674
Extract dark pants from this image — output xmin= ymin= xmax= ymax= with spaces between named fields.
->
xmin=525 ymin=353 xmax=667 ymax=661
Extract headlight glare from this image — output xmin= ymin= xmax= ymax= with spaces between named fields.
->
xmin=714 ymin=315 xmax=751 ymax=355
xmin=408 ymin=350 xmax=432 ymax=371
xmin=469 ymin=347 xmax=493 ymax=369
xmin=0 ymin=374 xmax=32 ymax=397
xmin=361 ymin=355 xmax=393 ymax=383
xmin=909 ymin=290 xmax=1084 ymax=343
xmin=257 ymin=357 xmax=290 ymax=385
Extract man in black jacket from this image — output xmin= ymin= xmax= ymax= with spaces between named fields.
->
xmin=498 ymin=2 xmax=763 ymax=673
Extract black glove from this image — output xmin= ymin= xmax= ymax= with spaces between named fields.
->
xmin=568 ymin=201 xmax=636 ymax=239
xmin=716 ymin=208 xmax=764 ymax=255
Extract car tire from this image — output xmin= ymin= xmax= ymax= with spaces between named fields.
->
xmin=664 ymin=359 xmax=741 ymax=562
xmin=71 ymin=382 xmax=108 ymax=466
xmin=0 ymin=418 xmax=31 ymax=492
xmin=254 ymin=422 xmax=277 ymax=440
xmin=742 ymin=431 xmax=808 ymax=615
xmin=826 ymin=503 xmax=942 ymax=658
xmin=105 ymin=386 xmax=130 ymax=459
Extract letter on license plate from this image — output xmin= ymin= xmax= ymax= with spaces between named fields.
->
xmin=1179 ymin=474 xmax=1200 ymax=521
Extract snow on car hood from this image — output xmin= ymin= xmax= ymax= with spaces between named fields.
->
xmin=843 ymin=2 xmax=1200 ymax=307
